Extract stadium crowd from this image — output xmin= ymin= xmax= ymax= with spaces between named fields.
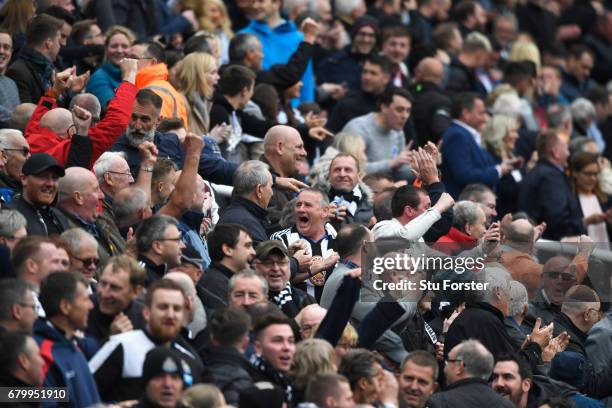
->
xmin=0 ymin=0 xmax=611 ymax=407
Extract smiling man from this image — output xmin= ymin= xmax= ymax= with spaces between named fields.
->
xmin=89 ymin=279 xmax=203 ymax=403
xmin=399 ymin=351 xmax=439 ymax=408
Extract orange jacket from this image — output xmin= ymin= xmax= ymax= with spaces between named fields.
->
xmin=135 ymin=63 xmax=188 ymax=128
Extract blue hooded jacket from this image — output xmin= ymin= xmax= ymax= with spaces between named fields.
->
xmin=34 ymin=319 xmax=101 ymax=408
xmin=87 ymin=63 xmax=123 ymax=108
xmin=240 ymin=20 xmax=314 ymax=104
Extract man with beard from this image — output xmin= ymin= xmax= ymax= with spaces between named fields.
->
xmin=7 ymin=153 xmax=70 ymax=236
xmin=89 ymin=279 xmax=203 ymax=403
xmin=270 ymin=188 xmax=339 ymax=302
xmin=262 ymin=125 xmax=307 ymax=231
xmin=86 ymin=255 xmax=146 ymax=343
xmin=319 ymin=153 xmax=373 ymax=229
xmin=34 ymin=272 xmax=100 ymax=408
xmin=254 ymin=240 xmax=315 ymax=318
xmin=398 ymin=351 xmax=439 ymax=408
xmin=135 ymin=215 xmax=186 ymax=287
xmin=198 ymin=223 xmax=255 ymax=310
xmin=492 ymin=354 xmax=605 ymax=408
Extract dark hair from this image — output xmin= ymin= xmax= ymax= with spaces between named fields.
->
xmin=451 ymin=92 xmax=481 ymax=119
xmin=209 ymin=307 xmax=252 ymax=347
xmin=433 ymin=22 xmax=460 ymax=50
xmin=535 ymin=397 xmax=575 ymax=408
xmin=229 ymin=33 xmax=259 ymax=62
xmin=218 ymin=65 xmax=256 ymax=97
xmin=25 ymin=14 xmax=63 ymax=47
xmin=568 ymin=44 xmax=594 ymax=61
xmin=0 ymin=279 xmax=31 ymax=321
xmin=401 ymin=350 xmax=439 ymax=380
xmin=391 ymin=185 xmax=423 ymax=217
xmin=494 ymin=354 xmax=533 ymax=381
xmin=135 ymin=214 xmax=179 ymax=254
xmin=338 ymin=349 xmax=383 ymax=390
xmin=377 ymin=86 xmax=413 ymax=110
xmin=382 ymin=25 xmax=410 ymax=43
xmin=570 ymin=151 xmax=605 ymax=201
xmin=164 ymin=50 xmax=183 ymax=70
xmin=458 ymin=183 xmax=494 ymax=202
xmin=0 ymin=331 xmax=30 ymax=375
xmin=304 ymin=373 xmax=350 ymax=406
xmin=135 ymin=89 xmax=163 ymax=111
xmin=134 ymin=40 xmax=165 ymax=63
xmin=144 ymin=278 xmax=185 ymax=307
xmin=373 ymin=187 xmax=396 ymax=221
xmin=453 ymin=0 xmax=478 ymax=23
xmin=364 ymin=53 xmax=392 ymax=75
xmin=41 ymin=5 xmax=74 ymax=25
xmin=586 ymin=86 xmax=610 ymax=107
xmin=504 ymin=61 xmax=536 ymax=85
xmin=183 ymin=32 xmax=213 ymax=55
xmin=157 ymin=117 xmax=185 ymax=133
xmin=536 ymin=129 xmax=561 ymax=159
xmin=336 ymin=224 xmax=369 ymax=258
xmin=152 ymin=157 xmax=178 ymax=184
xmin=39 ymin=272 xmax=87 ymax=318
xmin=253 ymin=310 xmax=291 ymax=340
xmin=70 ymin=19 xmax=97 ymax=45
xmin=208 ymin=224 xmax=250 ymax=262
xmin=11 ymin=236 xmax=52 ymax=274
xmin=252 ymin=84 xmax=280 ymax=123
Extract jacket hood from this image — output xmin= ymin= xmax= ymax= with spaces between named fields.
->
xmin=135 ymin=63 xmax=169 ymax=89
xmin=246 ymin=19 xmax=298 ymax=35
xmin=34 ymin=318 xmax=67 ymax=343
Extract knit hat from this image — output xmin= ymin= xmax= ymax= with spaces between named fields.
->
xmin=239 ymin=382 xmax=285 ymax=408
xmin=550 ymin=351 xmax=587 ymax=388
xmin=142 ymin=347 xmax=184 ymax=385
xmin=350 ymin=16 xmax=379 ymax=39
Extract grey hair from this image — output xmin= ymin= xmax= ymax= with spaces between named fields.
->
xmin=93 ymin=151 xmax=128 ymax=183
xmin=228 ymin=269 xmax=269 ymax=297
xmin=232 ymin=160 xmax=271 ymax=198
xmin=334 ymin=0 xmax=363 ymax=17
xmin=492 ymin=93 xmax=522 ymax=120
xmin=508 ymin=280 xmax=528 ymax=317
xmin=452 ymin=201 xmax=484 ymax=231
xmin=480 ymin=263 xmax=512 ymax=304
xmin=0 ymin=209 xmax=27 ymax=238
xmin=229 ymin=33 xmax=260 ymax=62
xmin=299 ymin=187 xmax=330 ymax=209
xmin=482 ymin=115 xmax=517 ymax=159
xmin=283 ymin=0 xmax=316 ymax=16
xmin=70 ymin=93 xmax=102 ymax=121
xmin=0 ymin=129 xmax=25 ymax=150
xmin=570 ymin=98 xmax=596 ymax=126
xmin=463 ymin=32 xmax=492 ymax=53
xmin=494 ymin=10 xmax=518 ymax=32
xmin=454 ymin=339 xmax=494 ymax=380
xmin=135 ymin=214 xmax=179 ymax=253
xmin=113 ymin=187 xmax=148 ymax=227
xmin=546 ymin=104 xmax=572 ymax=130
xmin=60 ymin=228 xmax=98 ymax=255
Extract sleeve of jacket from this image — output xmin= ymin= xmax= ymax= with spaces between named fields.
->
xmin=315 ymin=276 xmax=360 ymax=346
xmin=65 ymin=135 xmax=93 ymax=168
xmin=6 ymin=64 xmax=34 ymax=104
xmin=197 ymin=153 xmax=237 ymax=186
xmin=441 ymin=131 xmax=500 ymax=187
xmin=209 ymin=104 xmax=229 ymax=129
xmin=423 ymin=181 xmax=453 ymax=241
xmin=327 ymin=100 xmax=349 ymax=134
xmin=257 ymin=42 xmax=314 ymax=88
xmin=88 ymin=81 xmax=137 ymax=167
xmin=581 ymin=362 xmax=612 ymax=399
xmin=357 ymin=296 xmax=406 ymax=349
xmin=239 ymin=111 xmax=275 ymax=139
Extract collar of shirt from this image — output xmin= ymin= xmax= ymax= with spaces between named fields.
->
xmin=453 ymin=119 xmax=482 ymax=146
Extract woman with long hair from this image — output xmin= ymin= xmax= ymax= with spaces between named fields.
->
xmin=184 ymin=0 xmax=233 ymax=64
xmin=86 ymin=25 xmax=135 ymax=107
xmin=570 ymin=152 xmax=612 ymax=246
xmin=171 ymin=52 xmax=220 ymax=136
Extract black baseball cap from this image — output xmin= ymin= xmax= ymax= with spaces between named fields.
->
xmin=22 ymin=153 xmax=65 ymax=177
xmin=255 ymin=240 xmax=289 ymax=261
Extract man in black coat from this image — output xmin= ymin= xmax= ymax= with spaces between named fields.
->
xmin=6 ymin=15 xmax=64 ymax=104
xmin=429 ymin=339 xmax=515 ymax=408
xmin=201 ymin=308 xmax=258 ymax=406
xmin=446 ymin=33 xmax=490 ymax=97
xmin=518 ymin=130 xmax=586 ymax=241
xmin=197 ymin=224 xmax=255 ymax=311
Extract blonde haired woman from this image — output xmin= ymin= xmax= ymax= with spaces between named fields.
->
xmin=289 ymin=338 xmax=337 ymax=404
xmin=184 ymin=0 xmax=233 ymax=64
xmin=483 ymin=114 xmax=522 ymax=216
xmin=171 ymin=52 xmax=220 ymax=137
xmin=509 ymin=41 xmax=541 ymax=73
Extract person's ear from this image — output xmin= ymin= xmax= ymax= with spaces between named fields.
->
xmin=253 ymin=339 xmax=262 ymax=354
xmin=221 ymin=243 xmax=233 ymax=258
xmin=74 ymin=190 xmax=84 ymax=205
xmin=103 ymin=172 xmax=113 ymax=186
xmin=11 ymin=303 xmax=22 ymax=320
xmin=432 ymin=382 xmax=439 ymax=393
xmin=59 ymin=298 xmax=72 ymax=316
xmin=143 ymin=305 xmax=150 ymax=323
xmin=522 ymin=378 xmax=532 ymax=393
xmin=17 ymin=352 xmax=30 ymax=371
xmin=152 ymin=240 xmax=164 ymax=255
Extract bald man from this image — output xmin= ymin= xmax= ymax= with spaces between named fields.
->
xmin=262 ymin=125 xmax=307 ymax=231
xmin=57 ymin=167 xmax=122 ymax=263
xmin=40 ymin=109 xmax=74 ymax=137
xmin=9 ymin=103 xmax=36 ymax=132
xmin=409 ymin=57 xmax=452 ymax=146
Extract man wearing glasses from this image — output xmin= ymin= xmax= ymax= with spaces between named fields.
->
xmin=253 ymin=240 xmax=315 ymax=318
xmin=428 ymin=339 xmax=515 ymax=408
xmin=0 ymin=129 xmax=30 ymax=204
xmin=529 ymin=256 xmax=578 ymax=325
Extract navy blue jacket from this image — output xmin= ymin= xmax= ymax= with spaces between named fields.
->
xmin=34 ymin=319 xmax=101 ymax=408
xmin=315 ymin=46 xmax=367 ymax=92
xmin=440 ymin=122 xmax=499 ymax=198
xmin=110 ymin=132 xmax=237 ymax=185
xmin=218 ymin=196 xmax=270 ymax=245
xmin=518 ymin=159 xmax=586 ymax=240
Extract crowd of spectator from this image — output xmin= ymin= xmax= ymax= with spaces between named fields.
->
xmin=0 ymin=0 xmax=612 ymax=407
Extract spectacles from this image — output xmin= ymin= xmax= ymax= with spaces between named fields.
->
xmin=106 ymin=170 xmax=133 ymax=177
xmin=73 ymin=256 xmax=100 ymax=267
xmin=128 ymin=55 xmax=153 ymax=60
xmin=544 ymin=271 xmax=575 ymax=282
xmin=4 ymin=147 xmax=30 ymax=156
xmin=256 ymin=259 xmax=289 ymax=267
xmin=157 ymin=235 xmax=182 ymax=242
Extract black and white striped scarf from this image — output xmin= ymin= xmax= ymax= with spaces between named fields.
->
xmin=272 ymin=282 xmax=293 ymax=307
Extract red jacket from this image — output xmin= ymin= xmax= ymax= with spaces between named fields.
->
xmin=26 ymin=81 xmax=137 ymax=168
